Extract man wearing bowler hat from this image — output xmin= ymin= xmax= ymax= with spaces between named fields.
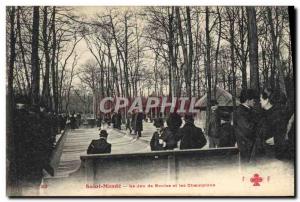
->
xmin=87 ymin=130 xmax=111 ymax=154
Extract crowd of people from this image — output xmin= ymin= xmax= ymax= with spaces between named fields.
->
xmin=9 ymin=95 xmax=82 ymax=194
xmin=149 ymin=88 xmax=294 ymax=163
xmin=9 ymin=87 xmax=294 ymax=194
xmin=97 ymin=109 xmax=145 ymax=138
xmin=90 ymin=88 xmax=295 ymax=164
xmin=150 ymin=113 xmax=207 ymax=151
xmin=235 ymin=88 xmax=294 ymax=163
xmin=10 ymin=99 xmax=56 ymax=194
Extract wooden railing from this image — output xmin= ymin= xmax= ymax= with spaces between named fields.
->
xmin=75 ymin=147 xmax=239 ymax=184
xmin=49 ymin=123 xmax=70 ymax=173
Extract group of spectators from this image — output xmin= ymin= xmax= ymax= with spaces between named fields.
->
xmin=150 ymin=113 xmax=207 ymax=151
xmin=9 ymin=95 xmax=83 ymax=194
xmin=235 ymin=88 xmax=294 ymax=163
xmin=97 ymin=110 xmax=145 ymax=138
xmin=10 ymin=98 xmax=59 ymax=194
xmin=149 ymin=88 xmax=294 ymax=163
xmin=66 ymin=113 xmax=81 ymax=129
xmin=89 ymin=87 xmax=295 ymax=164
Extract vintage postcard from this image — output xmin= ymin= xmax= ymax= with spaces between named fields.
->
xmin=6 ymin=5 xmax=295 ymax=197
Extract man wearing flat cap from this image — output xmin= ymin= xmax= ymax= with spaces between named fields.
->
xmin=87 ymin=130 xmax=111 ymax=154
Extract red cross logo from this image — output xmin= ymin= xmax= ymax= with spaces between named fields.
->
xmin=250 ymin=173 xmax=263 ymax=186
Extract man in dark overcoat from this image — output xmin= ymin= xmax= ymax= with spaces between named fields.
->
xmin=117 ymin=111 xmax=122 ymax=130
xmin=176 ymin=114 xmax=207 ymax=150
xmin=150 ymin=118 xmax=177 ymax=151
xmin=87 ymin=130 xmax=111 ymax=154
xmin=135 ymin=110 xmax=144 ymax=138
xmin=234 ymin=89 xmax=258 ymax=163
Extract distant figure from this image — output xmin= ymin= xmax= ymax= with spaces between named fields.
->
xmin=177 ymin=114 xmax=207 ymax=150
xmin=96 ymin=115 xmax=102 ymax=128
xmin=208 ymin=100 xmax=220 ymax=148
xmin=131 ymin=111 xmax=136 ymax=134
xmin=218 ymin=113 xmax=235 ymax=147
xmin=117 ymin=111 xmax=122 ymax=130
xmin=150 ymin=118 xmax=177 ymax=151
xmin=135 ymin=110 xmax=144 ymax=138
xmin=112 ymin=112 xmax=117 ymax=128
xmin=87 ymin=130 xmax=111 ymax=154
xmin=70 ymin=114 xmax=76 ymax=129
xmin=58 ymin=114 xmax=66 ymax=132
xmin=76 ymin=113 xmax=82 ymax=128
xmin=104 ymin=114 xmax=111 ymax=126
xmin=126 ymin=113 xmax=132 ymax=134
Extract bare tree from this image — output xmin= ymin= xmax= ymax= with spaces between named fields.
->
xmin=42 ymin=6 xmax=51 ymax=108
xmin=246 ymin=6 xmax=259 ymax=91
xmin=226 ymin=8 xmax=237 ymax=118
xmin=51 ymin=7 xmax=58 ymax=113
xmin=267 ymin=7 xmax=287 ymax=95
xmin=7 ymin=7 xmax=16 ymax=191
xmin=186 ymin=6 xmax=193 ymax=99
xmin=16 ymin=7 xmax=31 ymax=94
xmin=176 ymin=7 xmax=190 ymax=98
xmin=205 ymin=6 xmax=212 ymax=135
xmin=213 ymin=7 xmax=222 ymax=97
xmin=235 ymin=7 xmax=248 ymax=90
xmin=31 ymin=6 xmax=40 ymax=106
xmin=65 ymin=53 xmax=79 ymax=112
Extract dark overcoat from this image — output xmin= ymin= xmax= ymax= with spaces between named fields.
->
xmin=177 ymin=123 xmax=207 ymax=150
xmin=255 ymin=105 xmax=289 ymax=160
xmin=135 ymin=112 xmax=143 ymax=132
xmin=87 ymin=139 xmax=111 ymax=154
xmin=219 ymin=122 xmax=236 ymax=147
xmin=150 ymin=128 xmax=177 ymax=151
xmin=234 ymin=104 xmax=257 ymax=162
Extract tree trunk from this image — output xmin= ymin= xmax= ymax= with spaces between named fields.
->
xmin=186 ymin=6 xmax=193 ymax=99
xmin=228 ymin=8 xmax=237 ymax=123
xmin=214 ymin=7 xmax=221 ymax=98
xmin=117 ymin=51 xmax=124 ymax=97
xmin=176 ymin=7 xmax=190 ymax=98
xmin=17 ymin=7 xmax=31 ymax=94
xmin=42 ymin=6 xmax=51 ymax=109
xmin=205 ymin=7 xmax=212 ymax=136
xmin=124 ymin=14 xmax=130 ymax=98
xmin=8 ymin=6 xmax=16 ymax=105
xmin=239 ymin=7 xmax=247 ymax=90
xmin=168 ymin=7 xmax=174 ymax=98
xmin=246 ymin=7 xmax=259 ymax=91
xmin=31 ymin=6 xmax=40 ymax=106
xmin=65 ymin=54 xmax=77 ymax=112
xmin=51 ymin=7 xmax=58 ymax=113
xmin=288 ymin=6 xmax=295 ymax=75
xmin=7 ymin=6 xmax=17 ymax=194
xmin=267 ymin=7 xmax=287 ymax=95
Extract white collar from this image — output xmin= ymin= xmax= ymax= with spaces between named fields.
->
xmin=241 ymin=103 xmax=251 ymax=109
